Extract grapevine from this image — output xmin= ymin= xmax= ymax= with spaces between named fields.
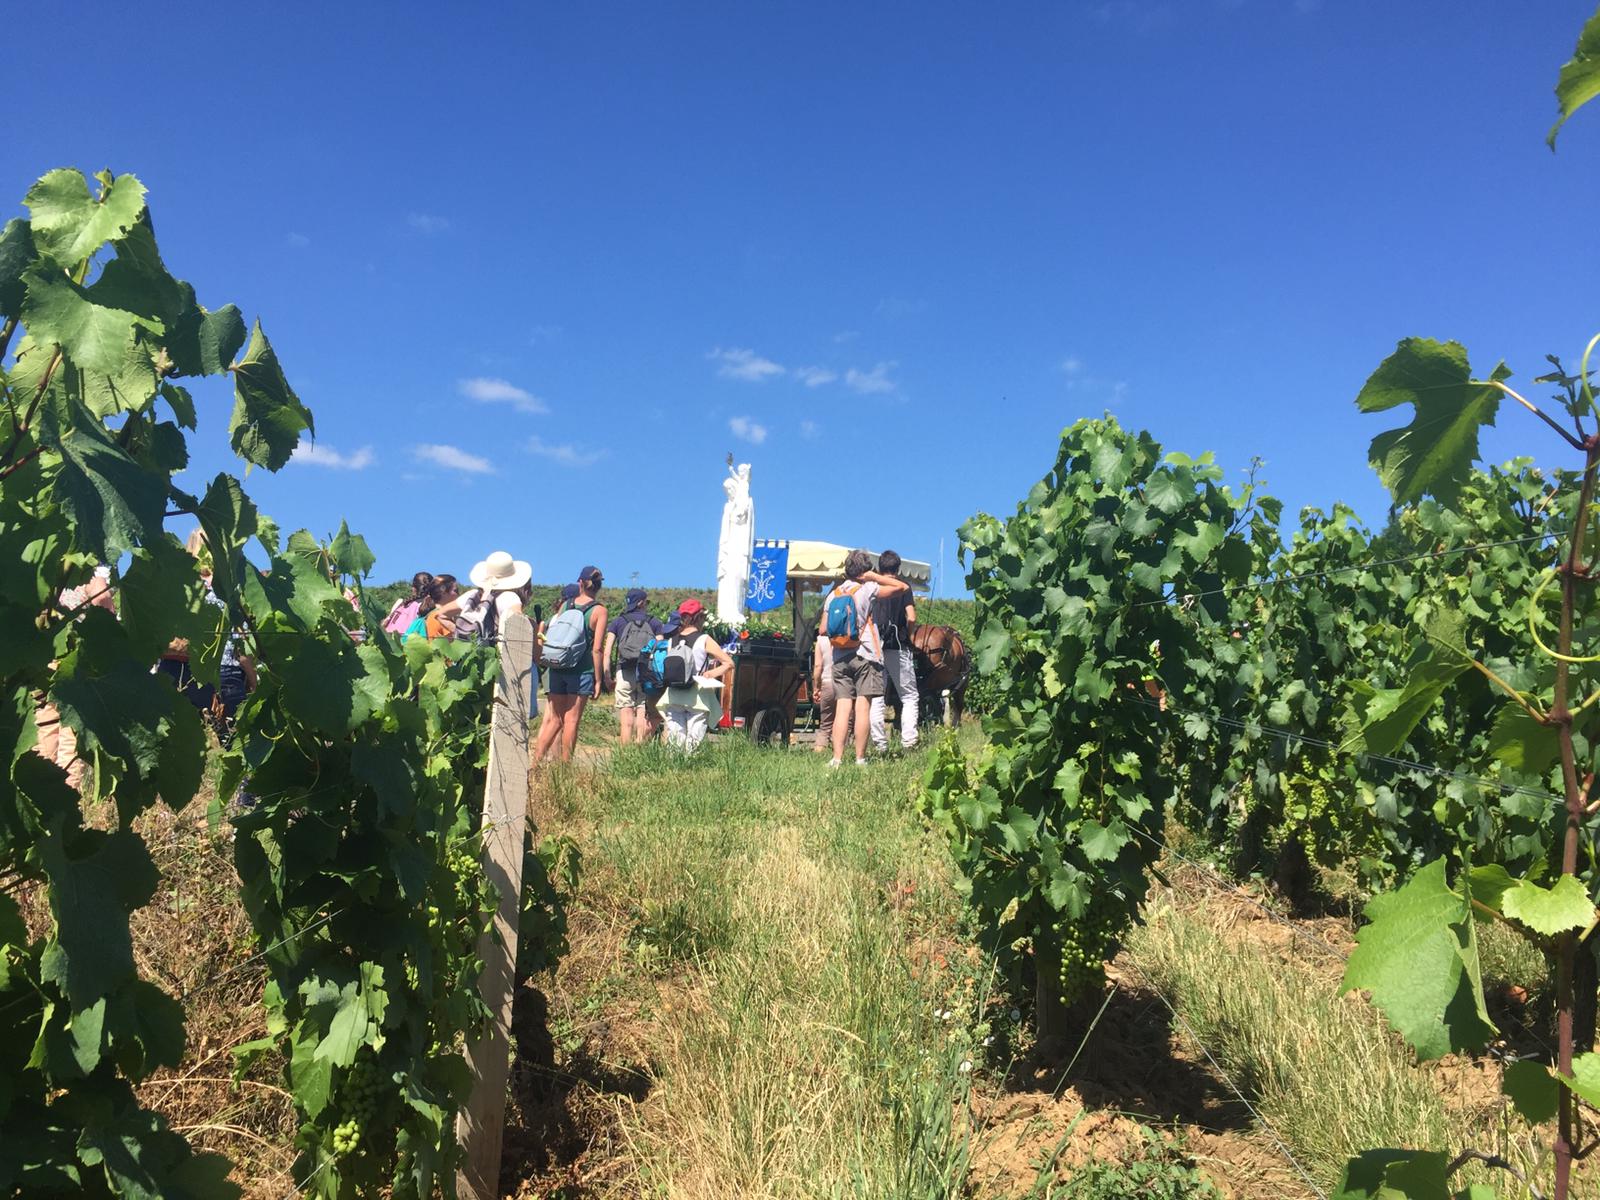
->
xmin=0 ymin=163 xmax=571 ymax=1198
xmin=945 ymin=416 xmax=1274 ymax=1048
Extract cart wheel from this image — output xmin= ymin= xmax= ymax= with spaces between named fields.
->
xmin=750 ymin=706 xmax=790 ymax=746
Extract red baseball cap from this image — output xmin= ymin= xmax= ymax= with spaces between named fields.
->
xmin=676 ymin=598 xmax=704 ymax=617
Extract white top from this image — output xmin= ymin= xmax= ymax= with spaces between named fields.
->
xmin=660 ymin=633 xmax=718 ymax=711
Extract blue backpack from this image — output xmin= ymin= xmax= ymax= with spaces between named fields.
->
xmin=826 ymin=585 xmax=862 ymax=651
xmin=638 ymin=636 xmax=670 ymax=694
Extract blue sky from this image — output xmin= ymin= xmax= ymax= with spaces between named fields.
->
xmin=11 ymin=2 xmax=1600 ymax=592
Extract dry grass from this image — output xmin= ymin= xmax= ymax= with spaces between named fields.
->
xmin=1124 ymin=873 xmax=1588 ymax=1198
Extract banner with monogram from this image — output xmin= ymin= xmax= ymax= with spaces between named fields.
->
xmin=745 ymin=541 xmax=788 ymax=612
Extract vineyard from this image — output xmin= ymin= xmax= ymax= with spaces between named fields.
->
xmin=0 ymin=169 xmax=565 ymax=1198
xmin=8 ymin=8 xmax=1600 ymax=1200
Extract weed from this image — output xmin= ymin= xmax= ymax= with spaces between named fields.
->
xmin=1055 ymin=1125 xmax=1223 ymax=1200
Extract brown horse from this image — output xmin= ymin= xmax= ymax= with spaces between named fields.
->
xmin=910 ymin=624 xmax=971 ymax=725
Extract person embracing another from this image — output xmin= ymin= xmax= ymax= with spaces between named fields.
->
xmin=818 ymin=549 xmax=909 ymax=767
xmin=535 ymin=566 xmax=608 ymax=763
xmin=869 ymin=549 xmax=919 ymax=753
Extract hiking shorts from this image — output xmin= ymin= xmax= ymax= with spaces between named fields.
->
xmin=548 ymin=668 xmax=595 ymax=697
xmin=613 ymin=666 xmax=647 ymax=709
xmin=833 ymin=656 xmax=884 ymax=702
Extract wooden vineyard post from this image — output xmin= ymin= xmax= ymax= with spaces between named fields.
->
xmin=456 ymin=613 xmax=535 ymax=1200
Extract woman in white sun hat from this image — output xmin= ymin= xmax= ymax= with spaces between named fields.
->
xmin=434 ymin=550 xmax=533 ymax=641
xmin=437 ymin=550 xmax=539 ymax=714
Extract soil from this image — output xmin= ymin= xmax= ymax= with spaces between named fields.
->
xmin=961 ymin=959 xmax=1321 ymax=1200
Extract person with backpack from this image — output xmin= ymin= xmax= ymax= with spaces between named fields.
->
xmin=534 ymin=566 xmax=609 ymax=763
xmin=438 ymin=550 xmax=534 ymax=644
xmin=383 ymin=572 xmax=434 ymax=634
xmin=604 ymin=588 xmax=665 ymax=744
xmin=869 ymin=549 xmax=920 ymax=753
xmin=655 ymin=598 xmax=732 ymax=753
xmin=817 ymin=549 xmax=910 ymax=767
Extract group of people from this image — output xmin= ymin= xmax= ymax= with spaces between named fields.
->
xmin=385 ymin=545 xmax=927 ymax=765
xmin=813 ymin=549 xmax=920 ymax=766
xmin=38 ymin=539 xmax=927 ymax=791
xmin=382 ymin=552 xmax=735 ymax=759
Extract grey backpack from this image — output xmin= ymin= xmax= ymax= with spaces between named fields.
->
xmin=540 ymin=603 xmax=590 ymax=670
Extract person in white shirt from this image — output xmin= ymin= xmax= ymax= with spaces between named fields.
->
xmin=817 ymin=550 xmax=909 ymax=767
xmin=656 ymin=598 xmax=733 ymax=753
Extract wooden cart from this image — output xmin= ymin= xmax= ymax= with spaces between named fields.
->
xmin=718 ymin=540 xmax=932 ymax=745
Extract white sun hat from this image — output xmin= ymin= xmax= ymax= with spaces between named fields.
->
xmin=469 ymin=550 xmax=532 ymax=592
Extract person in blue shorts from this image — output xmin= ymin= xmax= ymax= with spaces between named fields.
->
xmin=535 ymin=567 xmax=608 ymax=763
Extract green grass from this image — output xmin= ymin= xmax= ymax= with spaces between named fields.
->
xmin=537 ymin=736 xmax=981 ymax=1198
xmin=1125 ymin=887 xmax=1551 ymax=1197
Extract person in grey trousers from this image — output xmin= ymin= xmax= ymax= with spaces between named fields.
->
xmin=870 ymin=549 xmax=919 ymax=752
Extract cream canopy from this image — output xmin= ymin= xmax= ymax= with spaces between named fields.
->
xmin=775 ymin=540 xmax=931 ymax=591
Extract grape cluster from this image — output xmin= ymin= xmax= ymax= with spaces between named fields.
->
xmin=332 ymin=1054 xmax=385 ymax=1157
xmin=1051 ymin=904 xmax=1120 ymax=1004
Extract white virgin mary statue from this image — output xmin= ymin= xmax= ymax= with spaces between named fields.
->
xmin=717 ymin=461 xmax=754 ymax=625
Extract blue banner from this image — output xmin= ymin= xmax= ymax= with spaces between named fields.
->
xmin=745 ymin=543 xmax=788 ymax=612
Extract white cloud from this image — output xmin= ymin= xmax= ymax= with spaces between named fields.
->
xmin=290 ymin=442 xmax=375 ymax=470
xmin=413 ymin=443 xmax=493 ymax=474
xmin=794 ymin=366 xmax=837 ymax=388
xmin=708 ymin=346 xmax=784 ymax=382
xmin=529 ymin=323 xmax=563 ymax=343
xmin=527 ymin=436 xmax=605 ymax=468
xmin=407 ymin=212 xmax=452 ymax=234
xmin=800 ymin=419 xmax=821 ymax=440
xmin=844 ymin=362 xmax=898 ymax=395
xmin=833 ymin=330 xmax=860 ymax=343
xmin=729 ymin=416 xmax=768 ymax=445
xmin=456 ymin=376 xmax=548 ymax=414
xmin=285 ymin=231 xmax=311 ymax=249
xmin=1060 ymin=357 xmax=1084 ymax=375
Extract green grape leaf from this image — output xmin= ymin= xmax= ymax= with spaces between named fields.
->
xmin=329 ymin=520 xmax=375 ymax=581
xmin=24 ymin=168 xmax=147 ymax=268
xmin=53 ymin=617 xmax=183 ymax=783
xmin=52 ymin=404 xmax=167 ymax=558
xmin=1078 ymin=818 xmax=1131 ymax=862
xmin=169 ymin=1152 xmax=241 ymax=1200
xmin=1502 ymin=1058 xmax=1559 ymax=1123
xmin=267 ymin=634 xmax=386 ymax=735
xmin=116 ymin=537 xmax=207 ymax=664
xmin=1501 ymin=874 xmax=1595 ymax=937
xmin=1487 ymin=703 xmax=1560 ymax=775
xmin=0 ymin=217 xmax=35 ymax=318
xmin=151 ymin=689 xmax=207 ymax=813
xmin=21 ymin=271 xmax=149 ymax=376
xmin=1332 ymin=1149 xmax=1452 ymax=1200
xmin=167 ymin=303 xmax=246 ymax=378
xmin=159 ymin=382 xmax=196 ymax=430
xmin=1143 ymin=470 xmax=1187 ymax=515
xmin=1559 ymin=1050 xmax=1600 ymax=1107
xmin=975 ymin=625 xmax=1009 ymax=675
xmin=228 ymin=321 xmax=312 ymax=470
xmin=76 ymin=341 xmax=161 ymax=419
xmin=1355 ymin=339 xmax=1504 ymax=506
xmin=111 ymin=979 xmax=187 ymax=1075
xmin=1549 ymin=5 xmax=1600 ymax=148
xmin=1466 ymin=863 xmax=1516 ymax=916
xmin=994 ymin=806 xmax=1040 ymax=854
xmin=310 ymin=964 xmax=389 ymax=1068
xmin=37 ymin=829 xmax=158 ymax=1006
xmin=1343 ymin=859 xmax=1497 ymax=1061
